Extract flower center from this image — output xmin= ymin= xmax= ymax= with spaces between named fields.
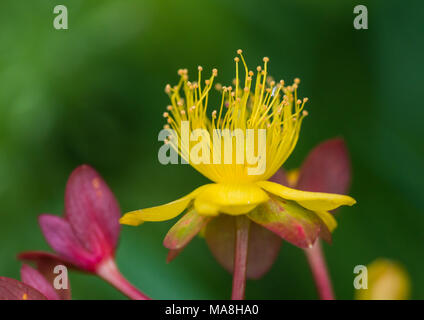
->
xmin=162 ymin=50 xmax=308 ymax=183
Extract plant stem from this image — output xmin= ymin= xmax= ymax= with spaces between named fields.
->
xmin=231 ymin=216 xmax=250 ymax=300
xmin=97 ymin=258 xmax=151 ymax=300
xmin=304 ymin=240 xmax=335 ymax=300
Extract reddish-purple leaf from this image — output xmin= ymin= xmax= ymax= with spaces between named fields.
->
xmin=18 ymin=251 xmax=70 ymax=267
xmin=296 ymin=138 xmax=351 ymax=194
xmin=244 ymin=220 xmax=283 ymax=279
xmin=248 ymin=197 xmax=324 ymax=248
xmin=0 ymin=277 xmax=47 ymax=300
xmin=65 ymin=165 xmax=121 ymax=258
xmin=39 ymin=214 xmax=99 ymax=272
xmin=205 ymin=215 xmax=282 ymax=279
xmin=163 ymin=209 xmax=209 ymax=250
xmin=18 ymin=252 xmax=71 ymax=300
xmin=269 ymin=169 xmax=288 ymax=186
xmin=20 ymin=264 xmax=60 ymax=300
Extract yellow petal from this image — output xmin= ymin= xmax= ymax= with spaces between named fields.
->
xmin=120 ymin=185 xmax=209 ymax=226
xmin=315 ymin=211 xmax=337 ymax=232
xmin=256 ymin=181 xmax=356 ymax=211
xmin=194 ymin=183 xmax=269 ymax=216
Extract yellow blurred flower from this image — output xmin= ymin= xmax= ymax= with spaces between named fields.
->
xmin=356 ymin=259 xmax=410 ymax=300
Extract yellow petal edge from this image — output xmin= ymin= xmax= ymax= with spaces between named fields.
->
xmin=257 ymin=180 xmax=356 ymax=211
xmin=119 ymin=185 xmax=209 ymax=226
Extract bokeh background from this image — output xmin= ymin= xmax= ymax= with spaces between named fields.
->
xmin=0 ymin=0 xmax=423 ymax=299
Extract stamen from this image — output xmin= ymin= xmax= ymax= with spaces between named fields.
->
xmin=163 ymin=51 xmax=308 ymax=183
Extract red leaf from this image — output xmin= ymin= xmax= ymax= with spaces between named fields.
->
xmin=205 ymin=215 xmax=282 ymax=279
xmin=38 ymin=214 xmax=99 ymax=271
xmin=0 ymin=277 xmax=47 ymax=300
xmin=20 ymin=265 xmax=60 ymax=300
xmin=296 ymin=138 xmax=351 ymax=194
xmin=18 ymin=252 xmax=72 ymax=300
xmin=65 ymin=165 xmax=121 ymax=258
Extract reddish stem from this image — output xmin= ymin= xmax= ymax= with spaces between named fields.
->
xmin=97 ymin=258 xmax=151 ymax=300
xmin=231 ymin=216 xmax=250 ymax=300
xmin=304 ymin=240 xmax=335 ymax=300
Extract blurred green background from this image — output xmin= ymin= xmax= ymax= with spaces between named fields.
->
xmin=0 ymin=0 xmax=423 ymax=299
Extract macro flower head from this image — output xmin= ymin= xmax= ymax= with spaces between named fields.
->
xmin=120 ymin=51 xmax=356 ymax=298
xmin=120 ymin=50 xmax=355 ymax=233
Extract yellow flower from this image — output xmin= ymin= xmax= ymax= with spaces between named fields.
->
xmin=120 ymin=50 xmax=355 ymax=233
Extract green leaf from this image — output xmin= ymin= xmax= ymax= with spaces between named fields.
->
xmin=163 ymin=209 xmax=209 ymax=250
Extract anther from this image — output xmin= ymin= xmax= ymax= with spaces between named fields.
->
xmin=163 ymin=112 xmax=169 ymax=118
xmin=234 ymin=57 xmax=240 ymax=62
xmin=237 ymin=49 xmax=243 ymax=55
xmin=166 ymin=105 xmax=173 ymax=111
xmin=263 ymin=57 xmax=269 ymax=63
xmin=198 ymin=66 xmax=203 ymax=71
xmin=302 ymin=110 xmax=309 ymax=116
xmin=212 ymin=68 xmax=218 ymax=76
xmin=294 ymin=78 xmax=300 ymax=84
